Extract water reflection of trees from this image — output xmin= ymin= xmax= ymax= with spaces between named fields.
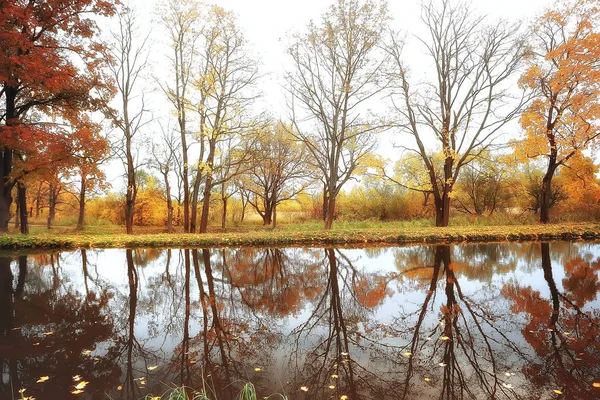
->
xmin=0 ymin=253 xmax=119 ymax=399
xmin=503 ymin=242 xmax=600 ymax=399
xmin=4 ymin=243 xmax=600 ymax=399
xmin=284 ymin=248 xmax=397 ymax=399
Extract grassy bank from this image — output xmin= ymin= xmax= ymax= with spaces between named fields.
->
xmin=2 ymin=221 xmax=600 ymax=250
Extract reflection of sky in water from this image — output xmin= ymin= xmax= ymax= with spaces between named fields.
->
xmin=5 ymin=241 xmax=600 ymax=399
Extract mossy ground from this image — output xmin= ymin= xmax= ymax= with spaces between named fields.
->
xmin=3 ymin=221 xmax=600 ymax=250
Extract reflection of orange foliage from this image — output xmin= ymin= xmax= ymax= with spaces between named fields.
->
xmin=562 ymin=257 xmax=600 ymax=307
xmin=353 ymin=276 xmax=391 ymax=308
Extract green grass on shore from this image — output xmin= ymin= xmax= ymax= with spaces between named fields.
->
xmin=2 ymin=220 xmax=600 ymax=250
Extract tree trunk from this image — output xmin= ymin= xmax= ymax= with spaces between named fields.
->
xmin=14 ymin=193 xmax=20 ymax=229
xmin=321 ymin=184 xmax=328 ymax=221
xmin=324 ymin=195 xmax=336 ymax=229
xmin=199 ymin=174 xmax=213 ymax=233
xmin=0 ymin=87 xmax=17 ymax=232
xmin=190 ymin=171 xmax=202 ymax=233
xmin=272 ymin=202 xmax=277 ymax=229
xmin=125 ymin=136 xmax=136 ymax=234
xmin=35 ymin=182 xmax=42 ymax=218
xmin=18 ymin=183 xmax=28 ymax=234
xmin=77 ymin=176 xmax=86 ymax=229
xmin=539 ymin=168 xmax=556 ymax=224
xmin=221 ymin=196 xmax=227 ymax=230
xmin=47 ymin=184 xmax=56 ymax=230
xmin=199 ymin=144 xmax=216 ymax=234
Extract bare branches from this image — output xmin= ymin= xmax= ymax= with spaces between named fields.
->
xmin=386 ymin=0 xmax=528 ymax=226
xmin=286 ymin=0 xmax=390 ymax=229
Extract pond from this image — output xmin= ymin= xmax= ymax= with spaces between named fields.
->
xmin=1 ymin=242 xmax=600 ymax=399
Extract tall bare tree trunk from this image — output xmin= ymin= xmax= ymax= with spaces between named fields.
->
xmin=18 ymin=183 xmax=28 ymax=234
xmin=77 ymin=176 xmax=86 ymax=229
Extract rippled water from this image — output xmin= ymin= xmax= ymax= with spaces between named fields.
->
xmin=1 ymin=242 xmax=600 ymax=399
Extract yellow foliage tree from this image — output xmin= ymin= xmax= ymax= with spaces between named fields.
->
xmin=517 ymin=0 xmax=600 ymax=223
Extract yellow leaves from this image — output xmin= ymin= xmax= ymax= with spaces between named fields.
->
xmin=254 ymin=367 xmax=262 ymax=372
xmin=71 ymin=390 xmax=84 ymax=395
xmin=328 ymin=385 xmax=335 ymax=389
xmin=593 ymin=382 xmax=600 ymax=388
xmin=331 ymin=374 xmax=339 ymax=379
xmin=43 ymin=331 xmax=54 ymax=336
xmin=74 ymin=381 xmax=89 ymax=390
xmin=402 ymin=351 xmax=412 ymax=357
xmin=147 ymin=366 xmax=158 ymax=371
xmin=439 ymin=336 xmax=450 ymax=341
xmin=36 ymin=376 xmax=50 ymax=383
xmin=300 ymin=386 xmax=309 ymax=392
xmin=341 ymin=396 xmax=349 ymax=400
xmin=72 ymin=375 xmax=82 ymax=381
xmin=553 ymin=389 xmax=563 ymax=394
xmin=519 ymin=65 xmax=543 ymax=89
xmin=424 ymin=377 xmax=431 ymax=382
xmin=82 ymin=350 xmax=92 ymax=355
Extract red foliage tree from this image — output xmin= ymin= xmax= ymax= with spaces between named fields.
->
xmin=0 ymin=0 xmax=116 ymax=231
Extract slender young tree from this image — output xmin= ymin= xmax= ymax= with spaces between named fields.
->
xmin=387 ymin=0 xmax=528 ymax=226
xmin=194 ymin=6 xmax=261 ymax=233
xmin=159 ymin=0 xmax=201 ymax=233
xmin=286 ymin=0 xmax=390 ymax=229
xmin=516 ymin=0 xmax=600 ymax=223
xmin=103 ymin=5 xmax=151 ymax=234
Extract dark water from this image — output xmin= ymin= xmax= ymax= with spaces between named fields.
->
xmin=2 ymin=242 xmax=600 ymax=400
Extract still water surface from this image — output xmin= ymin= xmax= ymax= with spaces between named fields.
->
xmin=1 ymin=242 xmax=600 ymax=399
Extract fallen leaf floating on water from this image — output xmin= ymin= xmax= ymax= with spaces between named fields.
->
xmin=254 ymin=367 xmax=261 ymax=372
xmin=82 ymin=350 xmax=92 ymax=355
xmin=553 ymin=389 xmax=563 ymax=394
xmin=329 ymin=385 xmax=335 ymax=389
xmin=341 ymin=396 xmax=349 ymax=400
xmin=36 ymin=376 xmax=50 ymax=383
xmin=148 ymin=366 xmax=158 ymax=371
xmin=117 ymin=386 xmax=122 ymax=391
xmin=502 ymin=383 xmax=514 ymax=389
xmin=300 ymin=386 xmax=309 ymax=392
xmin=32 ymin=342 xmax=40 ymax=346
xmin=149 ymin=397 xmax=161 ymax=400
xmin=71 ymin=390 xmax=84 ymax=395
xmin=440 ymin=336 xmax=450 ymax=341
xmin=564 ymin=332 xmax=570 ymax=335
xmin=72 ymin=375 xmax=82 ymax=381
xmin=424 ymin=378 xmax=431 ymax=382
xmin=189 ymin=359 xmax=197 ymax=364
xmin=331 ymin=374 xmax=339 ymax=379
xmin=403 ymin=351 xmax=412 ymax=357
xmin=438 ymin=362 xmax=447 ymax=367
xmin=593 ymin=383 xmax=600 ymax=388
xmin=74 ymin=381 xmax=89 ymax=390
xmin=43 ymin=331 xmax=54 ymax=335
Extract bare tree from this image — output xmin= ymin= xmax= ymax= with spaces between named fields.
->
xmin=104 ymin=5 xmax=151 ymax=234
xmin=159 ymin=0 xmax=200 ymax=233
xmin=194 ymin=6 xmax=261 ymax=233
xmin=386 ymin=0 xmax=528 ymax=226
xmin=286 ymin=0 xmax=390 ymax=229
xmin=242 ymin=122 xmax=313 ymax=228
xmin=150 ymin=123 xmax=181 ymax=232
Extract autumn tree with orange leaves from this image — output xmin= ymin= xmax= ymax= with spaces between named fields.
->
xmin=0 ymin=0 xmax=116 ymax=232
xmin=516 ymin=0 xmax=600 ymax=223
